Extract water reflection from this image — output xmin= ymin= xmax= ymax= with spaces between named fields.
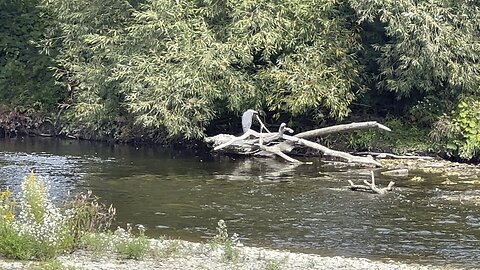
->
xmin=0 ymin=137 xmax=479 ymax=268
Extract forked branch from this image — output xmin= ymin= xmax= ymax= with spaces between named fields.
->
xmin=348 ymin=171 xmax=395 ymax=194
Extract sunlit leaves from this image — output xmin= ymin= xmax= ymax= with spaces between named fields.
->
xmin=349 ymin=0 xmax=480 ymax=96
xmin=42 ymin=0 xmax=363 ymax=137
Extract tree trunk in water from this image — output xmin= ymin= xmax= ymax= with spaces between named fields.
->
xmin=204 ymin=113 xmax=393 ymax=167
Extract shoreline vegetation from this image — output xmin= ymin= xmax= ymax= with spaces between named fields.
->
xmin=0 ymin=112 xmax=479 ymax=165
xmin=1 ymin=0 xmax=479 ymax=163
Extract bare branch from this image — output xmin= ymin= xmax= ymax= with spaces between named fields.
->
xmin=213 ymin=130 xmax=255 ymax=151
xmin=295 ymin=121 xmax=391 ymax=139
xmin=213 ymin=130 xmax=276 ymax=151
xmin=255 ymin=114 xmax=271 ymax=133
xmin=259 ymin=144 xmax=302 ymax=163
xmin=281 ymin=134 xmax=382 ymax=167
xmin=348 ymin=171 xmax=395 ymax=194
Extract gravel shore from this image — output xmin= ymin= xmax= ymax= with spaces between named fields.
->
xmin=0 ymin=239 xmax=465 ymax=270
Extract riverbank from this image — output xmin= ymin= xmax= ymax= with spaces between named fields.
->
xmin=379 ymin=158 xmax=480 ymax=181
xmin=1 ymin=106 xmax=478 ymax=163
xmin=0 ymin=239 xmax=464 ymax=270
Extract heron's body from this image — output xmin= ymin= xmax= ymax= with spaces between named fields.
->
xmin=241 ymin=109 xmax=257 ymax=133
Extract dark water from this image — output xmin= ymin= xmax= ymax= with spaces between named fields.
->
xmin=1 ymin=137 xmax=479 ymax=268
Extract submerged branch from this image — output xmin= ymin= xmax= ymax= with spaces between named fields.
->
xmin=348 ymin=171 xmax=395 ymax=194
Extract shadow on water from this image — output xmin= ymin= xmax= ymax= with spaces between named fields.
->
xmin=0 ymin=137 xmax=479 ymax=268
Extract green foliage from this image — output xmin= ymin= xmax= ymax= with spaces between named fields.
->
xmin=0 ymin=173 xmax=117 ymax=260
xmin=433 ymin=98 xmax=480 ymax=160
xmin=348 ymin=0 xmax=479 ymax=159
xmin=341 ymin=117 xmax=436 ymax=154
xmin=264 ymin=259 xmax=283 ymax=270
xmin=154 ymin=239 xmax=182 ymax=258
xmin=80 ymin=226 xmax=150 ymax=260
xmin=348 ymin=130 xmax=376 ymax=151
xmin=80 ymin=232 xmax=113 ymax=256
xmin=41 ymin=0 xmax=363 ymax=138
xmin=113 ymin=224 xmax=150 ymax=260
xmin=38 ymin=0 xmax=135 ymax=136
xmin=407 ymin=94 xmax=457 ymax=127
xmin=378 ymin=118 xmax=436 ymax=154
xmin=33 ymin=259 xmax=78 ymax=270
xmin=454 ymin=99 xmax=480 ymax=159
xmin=209 ymin=219 xmax=241 ymax=262
xmin=349 ymin=0 xmax=480 ymax=97
xmin=64 ymin=191 xmax=116 ymax=247
xmin=0 ymin=173 xmax=73 ymax=260
xmin=0 ymin=0 xmax=64 ymax=112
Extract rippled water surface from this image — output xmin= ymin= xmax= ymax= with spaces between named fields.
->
xmin=1 ymin=138 xmax=479 ymax=268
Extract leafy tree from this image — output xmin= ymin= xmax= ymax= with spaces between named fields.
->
xmin=432 ymin=97 xmax=480 ymax=160
xmin=349 ymin=0 xmax=480 ymax=160
xmin=0 ymin=0 xmax=64 ymax=112
xmin=41 ymin=0 xmax=363 ymax=138
xmin=40 ymin=0 xmax=135 ymax=135
xmin=349 ymin=0 xmax=480 ymax=98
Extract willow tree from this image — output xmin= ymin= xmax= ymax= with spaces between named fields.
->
xmin=40 ymin=0 xmax=136 ymax=135
xmin=41 ymin=0 xmax=364 ymax=138
xmin=349 ymin=0 xmax=480 ymax=159
xmin=349 ymin=0 xmax=479 ymax=97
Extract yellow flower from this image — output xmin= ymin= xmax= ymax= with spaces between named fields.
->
xmin=1 ymin=187 xmax=12 ymax=200
xmin=3 ymin=188 xmax=12 ymax=198
xmin=5 ymin=211 xmax=14 ymax=222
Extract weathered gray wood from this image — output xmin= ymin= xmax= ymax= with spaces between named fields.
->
xmin=348 ymin=172 xmax=395 ymax=194
xmin=204 ymin=134 xmax=259 ymax=155
xmin=280 ymin=134 xmax=382 ymax=167
xmin=204 ymin=116 xmax=392 ymax=167
xmin=295 ymin=121 xmax=391 ymax=139
xmin=381 ymin=169 xmax=409 ymax=176
xmin=260 ymin=144 xmax=302 ymax=163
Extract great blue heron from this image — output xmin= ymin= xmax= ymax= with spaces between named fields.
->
xmin=242 ymin=109 xmax=258 ymax=133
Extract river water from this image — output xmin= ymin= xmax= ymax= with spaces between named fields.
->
xmin=0 ymin=137 xmax=479 ymax=268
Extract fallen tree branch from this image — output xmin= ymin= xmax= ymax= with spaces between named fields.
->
xmin=213 ymin=130 xmax=276 ymax=151
xmin=295 ymin=121 xmax=391 ymax=139
xmin=255 ymin=114 xmax=272 ymax=133
xmin=280 ymin=134 xmax=382 ymax=167
xmin=204 ymin=111 xmax=393 ymax=166
xmin=348 ymin=171 xmax=395 ymax=194
xmin=259 ymin=144 xmax=301 ymax=163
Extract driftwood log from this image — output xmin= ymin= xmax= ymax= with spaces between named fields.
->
xmin=205 ymin=110 xmax=393 ymax=167
xmin=348 ymin=171 xmax=395 ymax=194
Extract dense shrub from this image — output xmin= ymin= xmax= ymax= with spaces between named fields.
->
xmin=433 ymin=98 xmax=480 ymax=161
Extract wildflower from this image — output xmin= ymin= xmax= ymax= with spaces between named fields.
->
xmin=1 ymin=187 xmax=12 ymax=198
xmin=5 ymin=211 xmax=14 ymax=222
